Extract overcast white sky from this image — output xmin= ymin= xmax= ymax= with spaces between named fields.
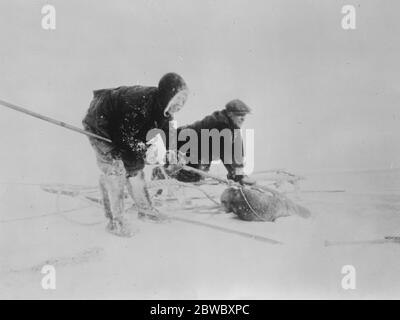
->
xmin=0 ymin=0 xmax=399 ymax=183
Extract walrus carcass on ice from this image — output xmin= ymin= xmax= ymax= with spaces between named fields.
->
xmin=221 ymin=186 xmax=311 ymax=222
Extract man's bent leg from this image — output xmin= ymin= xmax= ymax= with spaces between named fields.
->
xmin=126 ymin=170 xmax=169 ymax=222
xmin=101 ymin=163 xmax=138 ymax=237
xmin=93 ymin=145 xmax=137 ymax=236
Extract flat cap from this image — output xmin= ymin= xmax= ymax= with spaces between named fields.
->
xmin=225 ymin=99 xmax=251 ymax=115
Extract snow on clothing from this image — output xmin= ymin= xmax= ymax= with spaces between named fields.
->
xmin=83 ymin=73 xmax=187 ymax=176
xmin=83 ymin=86 xmax=170 ymax=176
xmin=82 ymin=73 xmax=187 ymax=236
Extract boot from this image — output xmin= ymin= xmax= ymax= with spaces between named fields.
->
xmin=106 ymin=217 xmax=137 ymax=237
xmin=100 ymin=168 xmax=139 ymax=237
xmin=138 ymin=207 xmax=170 ymax=223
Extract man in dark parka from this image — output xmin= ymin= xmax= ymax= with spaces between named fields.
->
xmin=83 ymin=73 xmax=188 ymax=237
xmin=160 ymin=99 xmax=255 ymax=185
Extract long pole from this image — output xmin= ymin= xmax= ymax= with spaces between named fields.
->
xmin=182 ymin=164 xmax=281 ymax=196
xmin=325 ymin=236 xmax=400 ymax=247
xmin=0 ymin=98 xmax=310 ymax=224
xmin=0 ymin=99 xmax=112 ymax=143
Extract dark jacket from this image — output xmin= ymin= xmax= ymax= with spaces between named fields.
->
xmin=173 ymin=109 xmax=245 ymax=176
xmin=83 ymin=86 xmax=172 ymax=166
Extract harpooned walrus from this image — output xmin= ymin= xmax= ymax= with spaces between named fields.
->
xmin=220 ymin=186 xmax=310 ymax=222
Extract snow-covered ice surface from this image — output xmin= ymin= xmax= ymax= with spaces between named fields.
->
xmin=1 ymin=169 xmax=400 ymax=299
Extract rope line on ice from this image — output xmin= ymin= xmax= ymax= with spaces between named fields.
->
xmin=325 ymin=237 xmax=400 ymax=247
xmin=176 ymin=165 xmax=312 ymax=221
xmin=171 ymin=216 xmax=283 ymax=244
xmin=40 ymin=183 xmax=283 ymax=244
xmin=238 ymin=186 xmax=268 ymax=222
xmin=0 ymin=205 xmax=93 ymax=224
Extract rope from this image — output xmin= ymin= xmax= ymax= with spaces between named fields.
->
xmin=148 ymin=178 xmax=220 ymax=205
xmin=149 ymin=165 xmax=220 ymax=205
xmin=0 ymin=205 xmax=93 ymax=224
xmin=57 ymin=212 xmax=103 ymax=226
xmin=171 ymin=216 xmax=282 ymax=244
xmin=325 ymin=237 xmax=400 ymax=247
xmin=38 ymin=181 xmax=283 ymax=244
xmin=238 ymin=187 xmax=268 ymax=222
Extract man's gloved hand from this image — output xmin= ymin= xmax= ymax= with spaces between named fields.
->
xmin=227 ymin=173 xmax=256 ymax=185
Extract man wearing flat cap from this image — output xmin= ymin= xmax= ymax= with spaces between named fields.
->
xmin=158 ymin=99 xmax=255 ymax=185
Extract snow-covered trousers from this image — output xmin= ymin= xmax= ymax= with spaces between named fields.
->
xmin=87 ymin=137 xmax=153 ymax=220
